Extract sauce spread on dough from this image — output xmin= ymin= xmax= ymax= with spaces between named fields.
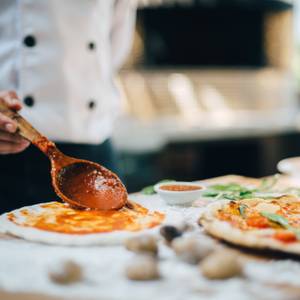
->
xmin=7 ymin=202 xmax=165 ymax=234
xmin=273 ymin=231 xmax=297 ymax=243
xmin=160 ymin=185 xmax=201 ymax=192
xmin=216 ymin=196 xmax=300 ymax=243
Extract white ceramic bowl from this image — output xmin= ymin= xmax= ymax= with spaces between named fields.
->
xmin=154 ymin=181 xmax=205 ymax=206
xmin=277 ymin=157 xmax=300 ymax=177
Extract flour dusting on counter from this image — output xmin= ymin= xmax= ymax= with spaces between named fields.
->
xmin=0 ymin=192 xmax=300 ymax=300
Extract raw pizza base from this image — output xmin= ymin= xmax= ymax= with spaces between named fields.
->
xmin=199 ymin=200 xmax=300 ymax=255
xmin=0 ymin=202 xmax=182 ymax=246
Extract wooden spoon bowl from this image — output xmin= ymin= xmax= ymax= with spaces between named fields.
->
xmin=0 ymin=101 xmax=128 ymax=210
xmin=52 ymin=156 xmax=128 ymax=210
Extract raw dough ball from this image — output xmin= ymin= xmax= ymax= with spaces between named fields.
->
xmin=199 ymin=250 xmax=242 ymax=279
xmin=180 ymin=222 xmax=195 ymax=232
xmin=160 ymin=225 xmax=183 ymax=243
xmin=171 ymin=236 xmax=213 ymax=264
xmin=125 ymin=255 xmax=160 ymax=281
xmin=49 ymin=260 xmax=83 ymax=284
xmin=125 ymin=235 xmax=158 ymax=256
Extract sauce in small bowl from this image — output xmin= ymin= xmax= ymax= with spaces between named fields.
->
xmin=160 ymin=184 xmax=202 ymax=192
xmin=154 ymin=181 xmax=205 ymax=206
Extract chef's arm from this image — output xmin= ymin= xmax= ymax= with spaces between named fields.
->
xmin=0 ymin=91 xmax=29 ymax=154
xmin=110 ymin=0 xmax=136 ymax=72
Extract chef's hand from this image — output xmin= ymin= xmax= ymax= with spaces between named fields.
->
xmin=0 ymin=91 xmax=30 ymax=154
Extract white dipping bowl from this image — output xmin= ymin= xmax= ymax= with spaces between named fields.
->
xmin=277 ymin=157 xmax=300 ymax=177
xmin=154 ymin=181 xmax=205 ymax=206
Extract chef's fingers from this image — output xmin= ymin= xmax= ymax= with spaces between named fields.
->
xmin=0 ymin=90 xmax=22 ymax=110
xmin=0 ymin=131 xmax=28 ymax=144
xmin=0 ymin=140 xmax=30 ymax=155
xmin=0 ymin=113 xmax=18 ymax=133
xmin=0 ymin=91 xmax=22 ymax=133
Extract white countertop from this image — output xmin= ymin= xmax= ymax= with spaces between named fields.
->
xmin=1 ymin=191 xmax=300 ymax=300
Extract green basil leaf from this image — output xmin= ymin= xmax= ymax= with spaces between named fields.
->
xmin=258 ymin=174 xmax=279 ymax=192
xmin=209 ymin=183 xmax=242 ymax=192
xmin=260 ymin=212 xmax=290 ymax=228
xmin=201 ymin=191 xmax=220 ymax=197
xmin=141 ymin=185 xmax=155 ymax=195
xmin=199 ymin=176 xmax=280 ymax=201
xmin=223 ymin=193 xmax=239 ymax=200
xmin=239 ymin=191 xmax=254 ymax=199
xmin=238 ymin=204 xmax=248 ymax=218
xmin=261 ymin=211 xmax=300 ymax=240
xmin=141 ymin=179 xmax=175 ymax=195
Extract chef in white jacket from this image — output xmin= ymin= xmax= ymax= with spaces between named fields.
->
xmin=0 ymin=0 xmax=136 ymax=213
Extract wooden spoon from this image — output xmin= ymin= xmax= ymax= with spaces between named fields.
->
xmin=0 ymin=101 xmax=128 ymax=210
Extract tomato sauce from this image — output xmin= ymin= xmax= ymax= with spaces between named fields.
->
xmin=160 ymin=185 xmax=202 ymax=192
xmin=8 ymin=202 xmax=165 ymax=235
xmin=57 ymin=162 xmax=127 ymax=210
xmin=273 ymin=231 xmax=297 ymax=243
xmin=216 ymin=197 xmax=300 ymax=243
xmin=246 ymin=216 xmax=270 ymax=228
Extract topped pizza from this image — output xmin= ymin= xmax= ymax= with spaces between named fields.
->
xmin=199 ymin=195 xmax=300 ymax=255
xmin=0 ymin=201 xmax=167 ymax=246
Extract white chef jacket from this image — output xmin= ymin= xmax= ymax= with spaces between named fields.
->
xmin=0 ymin=0 xmax=135 ymax=144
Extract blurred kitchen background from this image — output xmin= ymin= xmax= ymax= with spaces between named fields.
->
xmin=112 ymin=0 xmax=300 ymax=192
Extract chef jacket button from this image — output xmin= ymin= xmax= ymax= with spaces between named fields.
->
xmin=88 ymin=42 xmax=96 ymax=51
xmin=23 ymin=35 xmax=36 ymax=47
xmin=24 ymin=95 xmax=35 ymax=107
xmin=88 ymin=100 xmax=96 ymax=110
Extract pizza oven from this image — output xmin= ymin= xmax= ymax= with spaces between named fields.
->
xmin=138 ymin=0 xmax=292 ymax=68
xmin=114 ymin=0 xmax=298 ymax=192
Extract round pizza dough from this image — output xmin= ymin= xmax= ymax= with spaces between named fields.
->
xmin=0 ymin=202 xmax=182 ymax=246
xmin=199 ymin=198 xmax=300 ymax=255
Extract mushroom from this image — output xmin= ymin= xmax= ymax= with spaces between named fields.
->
xmin=171 ymin=236 xmax=213 ymax=264
xmin=49 ymin=260 xmax=83 ymax=284
xmin=160 ymin=225 xmax=183 ymax=243
xmin=125 ymin=255 xmax=160 ymax=281
xmin=125 ymin=235 xmax=158 ymax=256
xmin=199 ymin=249 xmax=243 ymax=279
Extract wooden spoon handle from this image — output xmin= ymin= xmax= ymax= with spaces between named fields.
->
xmin=0 ymin=101 xmax=42 ymax=142
xmin=0 ymin=101 xmax=55 ymax=155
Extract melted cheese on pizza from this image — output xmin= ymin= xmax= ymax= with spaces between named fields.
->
xmin=216 ymin=196 xmax=300 ymax=243
xmin=7 ymin=202 xmax=165 ymax=234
